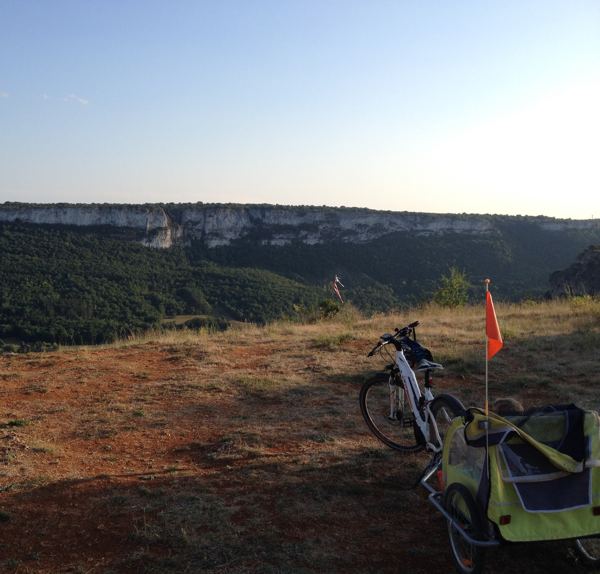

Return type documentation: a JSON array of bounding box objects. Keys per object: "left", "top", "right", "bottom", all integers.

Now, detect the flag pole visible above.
[
  {"left": 484, "top": 278, "right": 491, "bottom": 484},
  {"left": 484, "top": 278, "right": 490, "bottom": 417}
]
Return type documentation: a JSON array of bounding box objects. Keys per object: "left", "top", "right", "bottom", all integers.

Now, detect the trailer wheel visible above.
[
  {"left": 444, "top": 483, "right": 486, "bottom": 574},
  {"left": 574, "top": 537, "right": 600, "bottom": 569}
]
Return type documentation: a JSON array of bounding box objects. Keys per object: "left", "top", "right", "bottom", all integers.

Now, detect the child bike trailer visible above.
[{"left": 424, "top": 404, "right": 600, "bottom": 574}]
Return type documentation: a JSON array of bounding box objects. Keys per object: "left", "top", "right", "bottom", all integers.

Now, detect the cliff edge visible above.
[
  {"left": 1, "top": 202, "right": 599, "bottom": 249},
  {"left": 550, "top": 245, "right": 600, "bottom": 297}
]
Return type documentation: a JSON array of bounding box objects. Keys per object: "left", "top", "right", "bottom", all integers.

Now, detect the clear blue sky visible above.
[{"left": 1, "top": 0, "right": 599, "bottom": 218}]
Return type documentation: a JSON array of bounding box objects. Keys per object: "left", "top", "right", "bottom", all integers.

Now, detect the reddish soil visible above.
[{"left": 0, "top": 334, "right": 590, "bottom": 573}]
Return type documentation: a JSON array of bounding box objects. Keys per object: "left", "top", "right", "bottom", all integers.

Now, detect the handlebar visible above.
[
  {"left": 367, "top": 320, "right": 420, "bottom": 357},
  {"left": 394, "top": 320, "right": 419, "bottom": 336}
]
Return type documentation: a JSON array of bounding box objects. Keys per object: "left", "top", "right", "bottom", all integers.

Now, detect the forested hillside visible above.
[
  {"left": 192, "top": 216, "right": 600, "bottom": 301},
  {"left": 550, "top": 245, "right": 600, "bottom": 296},
  {"left": 1, "top": 204, "right": 600, "bottom": 346},
  {"left": 0, "top": 223, "right": 324, "bottom": 344}
]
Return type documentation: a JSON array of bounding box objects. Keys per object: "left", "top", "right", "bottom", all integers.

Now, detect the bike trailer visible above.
[{"left": 442, "top": 404, "right": 600, "bottom": 543}]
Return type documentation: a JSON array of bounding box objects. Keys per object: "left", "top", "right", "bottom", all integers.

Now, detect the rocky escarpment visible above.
[
  {"left": 0, "top": 203, "right": 184, "bottom": 248},
  {"left": 550, "top": 246, "right": 600, "bottom": 297},
  {"left": 176, "top": 205, "right": 498, "bottom": 247},
  {"left": 1, "top": 202, "right": 600, "bottom": 249}
]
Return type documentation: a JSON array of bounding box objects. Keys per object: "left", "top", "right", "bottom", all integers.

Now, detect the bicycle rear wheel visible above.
[{"left": 359, "top": 373, "right": 425, "bottom": 453}]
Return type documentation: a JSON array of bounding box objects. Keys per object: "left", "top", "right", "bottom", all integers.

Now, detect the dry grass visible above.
[{"left": 0, "top": 298, "right": 598, "bottom": 572}]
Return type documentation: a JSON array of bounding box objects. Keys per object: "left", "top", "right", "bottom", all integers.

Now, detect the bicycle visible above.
[{"left": 359, "top": 320, "right": 465, "bottom": 453}]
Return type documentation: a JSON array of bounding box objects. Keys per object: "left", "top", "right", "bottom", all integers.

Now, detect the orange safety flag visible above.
[{"left": 486, "top": 290, "right": 503, "bottom": 359}]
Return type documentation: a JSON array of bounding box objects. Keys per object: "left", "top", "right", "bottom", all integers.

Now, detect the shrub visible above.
[
  {"left": 433, "top": 267, "right": 470, "bottom": 308},
  {"left": 318, "top": 299, "right": 340, "bottom": 319}
]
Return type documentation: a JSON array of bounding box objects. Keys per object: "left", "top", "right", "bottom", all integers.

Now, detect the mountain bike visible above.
[{"left": 359, "top": 321, "right": 465, "bottom": 453}]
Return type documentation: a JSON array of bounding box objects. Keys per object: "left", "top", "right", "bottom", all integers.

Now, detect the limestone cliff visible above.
[
  {"left": 1, "top": 202, "right": 599, "bottom": 249},
  {"left": 0, "top": 204, "right": 177, "bottom": 247}
]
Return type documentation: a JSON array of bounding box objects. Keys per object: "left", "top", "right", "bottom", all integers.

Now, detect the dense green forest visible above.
[
  {"left": 0, "top": 223, "right": 327, "bottom": 345},
  {"left": 192, "top": 218, "right": 600, "bottom": 302},
  {"left": 1, "top": 214, "right": 599, "bottom": 347}
]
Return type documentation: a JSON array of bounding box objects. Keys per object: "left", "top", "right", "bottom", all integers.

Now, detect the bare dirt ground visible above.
[{"left": 0, "top": 300, "right": 598, "bottom": 573}]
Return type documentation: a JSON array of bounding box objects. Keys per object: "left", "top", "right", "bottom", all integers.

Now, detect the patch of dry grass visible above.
[
  {"left": 0, "top": 298, "right": 598, "bottom": 573},
  {"left": 108, "top": 297, "right": 599, "bottom": 412}
]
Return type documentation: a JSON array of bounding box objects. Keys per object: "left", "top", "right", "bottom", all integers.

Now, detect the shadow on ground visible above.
[{"left": 0, "top": 446, "right": 589, "bottom": 574}]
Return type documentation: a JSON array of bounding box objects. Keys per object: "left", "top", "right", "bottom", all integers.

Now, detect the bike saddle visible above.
[{"left": 414, "top": 358, "right": 444, "bottom": 372}]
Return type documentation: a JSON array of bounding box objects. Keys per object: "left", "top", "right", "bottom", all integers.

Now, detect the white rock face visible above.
[
  {"left": 0, "top": 204, "right": 177, "bottom": 248},
  {"left": 1, "top": 203, "right": 598, "bottom": 249},
  {"left": 538, "top": 220, "right": 600, "bottom": 232},
  {"left": 0, "top": 204, "right": 168, "bottom": 229},
  {"left": 179, "top": 205, "right": 496, "bottom": 247}
]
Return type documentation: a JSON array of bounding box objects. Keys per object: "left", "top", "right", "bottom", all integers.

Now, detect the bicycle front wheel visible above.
[
  {"left": 359, "top": 373, "right": 425, "bottom": 453},
  {"left": 430, "top": 394, "right": 466, "bottom": 448}
]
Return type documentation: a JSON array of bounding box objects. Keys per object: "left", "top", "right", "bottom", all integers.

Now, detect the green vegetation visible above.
[
  {"left": 1, "top": 419, "right": 28, "bottom": 428},
  {"left": 1, "top": 212, "right": 599, "bottom": 347},
  {"left": 550, "top": 245, "right": 600, "bottom": 296},
  {"left": 194, "top": 219, "right": 600, "bottom": 304},
  {"left": 433, "top": 267, "right": 470, "bottom": 307},
  {"left": 0, "top": 223, "right": 323, "bottom": 345}
]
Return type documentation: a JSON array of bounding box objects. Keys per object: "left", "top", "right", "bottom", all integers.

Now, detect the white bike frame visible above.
[{"left": 392, "top": 348, "right": 444, "bottom": 453}]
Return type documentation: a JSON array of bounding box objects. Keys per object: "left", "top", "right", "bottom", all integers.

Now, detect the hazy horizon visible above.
[{"left": 2, "top": 1, "right": 599, "bottom": 219}]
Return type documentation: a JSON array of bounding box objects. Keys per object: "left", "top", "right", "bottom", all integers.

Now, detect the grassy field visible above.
[{"left": 0, "top": 298, "right": 598, "bottom": 573}]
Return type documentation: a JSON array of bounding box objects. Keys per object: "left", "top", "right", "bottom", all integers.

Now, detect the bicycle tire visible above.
[
  {"left": 444, "top": 483, "right": 486, "bottom": 574},
  {"left": 430, "top": 394, "right": 466, "bottom": 448},
  {"left": 359, "top": 373, "right": 425, "bottom": 453}
]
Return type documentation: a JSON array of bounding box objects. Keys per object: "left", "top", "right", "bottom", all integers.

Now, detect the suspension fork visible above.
[{"left": 387, "top": 375, "right": 403, "bottom": 420}]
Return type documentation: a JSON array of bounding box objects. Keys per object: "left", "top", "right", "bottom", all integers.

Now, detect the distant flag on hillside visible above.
[{"left": 332, "top": 275, "right": 345, "bottom": 303}]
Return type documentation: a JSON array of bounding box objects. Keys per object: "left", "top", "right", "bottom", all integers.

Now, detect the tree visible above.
[{"left": 433, "top": 267, "right": 470, "bottom": 307}]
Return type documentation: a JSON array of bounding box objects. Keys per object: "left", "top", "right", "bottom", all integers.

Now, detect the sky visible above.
[{"left": 1, "top": 0, "right": 599, "bottom": 219}]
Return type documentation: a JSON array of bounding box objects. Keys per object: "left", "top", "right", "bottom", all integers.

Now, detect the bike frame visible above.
[{"left": 392, "top": 348, "right": 444, "bottom": 453}]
